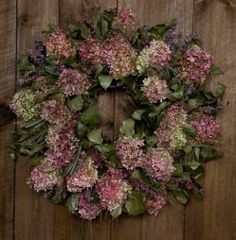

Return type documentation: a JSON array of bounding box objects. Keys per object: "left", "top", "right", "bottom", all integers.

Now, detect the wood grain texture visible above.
[
  {"left": 110, "top": 1, "right": 193, "bottom": 240},
  {"left": 14, "top": 1, "right": 59, "bottom": 240},
  {"left": 185, "top": 1, "right": 236, "bottom": 239},
  {"left": 0, "top": 1, "right": 16, "bottom": 239}
]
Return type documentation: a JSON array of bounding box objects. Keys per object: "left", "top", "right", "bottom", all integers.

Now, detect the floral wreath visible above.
[{"left": 10, "top": 7, "right": 226, "bottom": 220}]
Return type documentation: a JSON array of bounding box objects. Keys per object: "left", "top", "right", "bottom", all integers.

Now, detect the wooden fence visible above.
[{"left": 0, "top": 0, "right": 236, "bottom": 239}]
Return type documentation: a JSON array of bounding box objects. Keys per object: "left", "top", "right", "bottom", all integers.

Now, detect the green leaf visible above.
[
  {"left": 79, "top": 23, "right": 91, "bottom": 39},
  {"left": 120, "top": 119, "right": 135, "bottom": 137},
  {"left": 43, "top": 65, "right": 59, "bottom": 78},
  {"left": 95, "top": 64, "right": 105, "bottom": 78},
  {"left": 194, "top": 147, "right": 200, "bottom": 161},
  {"left": 124, "top": 191, "right": 146, "bottom": 216},
  {"left": 182, "top": 126, "right": 197, "bottom": 138},
  {"left": 95, "top": 143, "right": 114, "bottom": 154},
  {"left": 81, "top": 106, "right": 100, "bottom": 126},
  {"left": 94, "top": 7, "right": 101, "bottom": 26},
  {"left": 98, "top": 75, "right": 113, "bottom": 90},
  {"left": 200, "top": 145, "right": 222, "bottom": 161},
  {"left": 67, "top": 194, "right": 80, "bottom": 214},
  {"left": 173, "top": 163, "right": 183, "bottom": 177},
  {"left": 216, "top": 83, "right": 226, "bottom": 97},
  {"left": 76, "top": 122, "right": 88, "bottom": 137},
  {"left": 168, "top": 87, "right": 184, "bottom": 101},
  {"left": 24, "top": 117, "right": 45, "bottom": 129},
  {"left": 88, "top": 129, "right": 103, "bottom": 145},
  {"left": 173, "top": 190, "right": 188, "bottom": 204},
  {"left": 187, "top": 161, "right": 200, "bottom": 170},
  {"left": 210, "top": 64, "right": 223, "bottom": 76},
  {"left": 100, "top": 19, "right": 108, "bottom": 36},
  {"left": 49, "top": 93, "right": 66, "bottom": 103},
  {"left": 122, "top": 76, "right": 136, "bottom": 90},
  {"left": 67, "top": 95, "right": 84, "bottom": 112},
  {"left": 111, "top": 206, "right": 122, "bottom": 218},
  {"left": 187, "top": 96, "right": 205, "bottom": 110},
  {"left": 149, "top": 101, "right": 169, "bottom": 117},
  {"left": 145, "top": 135, "right": 157, "bottom": 147},
  {"left": 132, "top": 109, "right": 145, "bottom": 120}
]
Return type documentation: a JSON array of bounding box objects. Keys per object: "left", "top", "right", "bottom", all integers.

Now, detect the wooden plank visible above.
[
  {"left": 14, "top": 1, "right": 59, "bottom": 240},
  {"left": 56, "top": 1, "right": 117, "bottom": 240},
  {"left": 185, "top": 1, "right": 236, "bottom": 239},
  {"left": 0, "top": 1, "right": 16, "bottom": 239},
  {"left": 111, "top": 1, "right": 193, "bottom": 240}
]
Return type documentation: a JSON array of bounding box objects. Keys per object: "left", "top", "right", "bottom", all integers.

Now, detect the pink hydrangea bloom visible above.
[
  {"left": 58, "top": 68, "right": 91, "bottom": 96},
  {"left": 102, "top": 33, "right": 137, "bottom": 79},
  {"left": 78, "top": 37, "right": 103, "bottom": 65},
  {"left": 66, "top": 154, "right": 98, "bottom": 193},
  {"left": 136, "top": 40, "right": 172, "bottom": 73},
  {"left": 46, "top": 120, "right": 78, "bottom": 168},
  {"left": 41, "top": 100, "right": 71, "bottom": 125},
  {"left": 143, "top": 148, "right": 175, "bottom": 182},
  {"left": 96, "top": 168, "right": 132, "bottom": 211},
  {"left": 183, "top": 46, "right": 213, "bottom": 84},
  {"left": 142, "top": 76, "right": 169, "bottom": 103},
  {"left": 191, "top": 116, "right": 221, "bottom": 141},
  {"left": 145, "top": 195, "right": 166, "bottom": 216},
  {"left": 78, "top": 191, "right": 103, "bottom": 220},
  {"left": 28, "top": 159, "right": 62, "bottom": 192},
  {"left": 116, "top": 136, "right": 144, "bottom": 170},
  {"left": 112, "top": 8, "right": 138, "bottom": 40},
  {"left": 45, "top": 29, "right": 76, "bottom": 59}
]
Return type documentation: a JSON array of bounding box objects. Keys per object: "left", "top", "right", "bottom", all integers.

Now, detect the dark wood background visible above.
[{"left": 0, "top": 0, "right": 236, "bottom": 239}]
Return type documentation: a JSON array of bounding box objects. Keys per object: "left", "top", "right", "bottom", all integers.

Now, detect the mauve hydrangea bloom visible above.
[
  {"left": 157, "top": 103, "right": 188, "bottom": 150},
  {"left": 78, "top": 37, "right": 103, "bottom": 65},
  {"left": 10, "top": 89, "right": 40, "bottom": 122},
  {"left": 46, "top": 120, "right": 78, "bottom": 168},
  {"left": 143, "top": 148, "right": 175, "bottom": 182},
  {"left": 142, "top": 76, "right": 169, "bottom": 103},
  {"left": 45, "top": 29, "right": 76, "bottom": 59},
  {"left": 112, "top": 8, "right": 138, "bottom": 40},
  {"left": 78, "top": 191, "right": 103, "bottom": 220},
  {"left": 145, "top": 195, "right": 166, "bottom": 216},
  {"left": 116, "top": 136, "right": 144, "bottom": 170},
  {"left": 102, "top": 33, "right": 137, "bottom": 79},
  {"left": 96, "top": 168, "right": 132, "bottom": 211},
  {"left": 182, "top": 46, "right": 213, "bottom": 84},
  {"left": 41, "top": 100, "right": 71, "bottom": 125},
  {"left": 136, "top": 40, "right": 172, "bottom": 73},
  {"left": 58, "top": 68, "right": 91, "bottom": 96},
  {"left": 28, "top": 159, "right": 63, "bottom": 192},
  {"left": 66, "top": 155, "right": 98, "bottom": 193},
  {"left": 191, "top": 116, "right": 221, "bottom": 141}
]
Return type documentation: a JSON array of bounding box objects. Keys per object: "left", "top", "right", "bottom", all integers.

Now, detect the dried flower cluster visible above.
[
  {"left": 142, "top": 76, "right": 169, "bottom": 103},
  {"left": 45, "top": 29, "right": 76, "bottom": 59},
  {"left": 116, "top": 136, "right": 144, "bottom": 170},
  {"left": 136, "top": 40, "right": 172, "bottom": 73},
  {"left": 102, "top": 33, "right": 137, "bottom": 79},
  {"left": 182, "top": 46, "right": 213, "bottom": 84},
  {"left": 58, "top": 68, "right": 90, "bottom": 96}
]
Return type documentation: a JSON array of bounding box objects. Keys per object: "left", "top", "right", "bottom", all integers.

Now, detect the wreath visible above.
[{"left": 10, "top": 7, "right": 226, "bottom": 220}]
